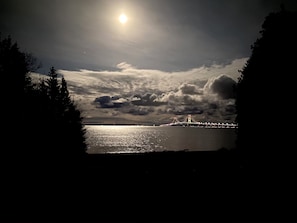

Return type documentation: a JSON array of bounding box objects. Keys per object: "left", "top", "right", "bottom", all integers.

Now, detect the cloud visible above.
[
  {"left": 116, "top": 62, "right": 136, "bottom": 70},
  {"left": 204, "top": 74, "right": 237, "bottom": 99},
  {"left": 94, "top": 95, "right": 128, "bottom": 108},
  {"left": 57, "top": 58, "right": 247, "bottom": 124},
  {"left": 179, "top": 83, "right": 203, "bottom": 95}
]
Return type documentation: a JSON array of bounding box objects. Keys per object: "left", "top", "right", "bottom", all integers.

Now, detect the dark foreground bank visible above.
[
  {"left": 84, "top": 149, "right": 241, "bottom": 177},
  {"left": 1, "top": 150, "right": 296, "bottom": 222}
]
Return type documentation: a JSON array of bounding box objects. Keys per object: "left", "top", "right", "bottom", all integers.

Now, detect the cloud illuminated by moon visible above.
[{"left": 119, "top": 13, "right": 128, "bottom": 24}]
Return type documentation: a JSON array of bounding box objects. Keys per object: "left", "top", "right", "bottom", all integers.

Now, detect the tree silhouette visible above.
[
  {"left": 1, "top": 35, "right": 29, "bottom": 96},
  {"left": 1, "top": 34, "right": 39, "bottom": 157},
  {"left": 34, "top": 67, "right": 87, "bottom": 159},
  {"left": 235, "top": 6, "right": 297, "bottom": 170},
  {"left": 0, "top": 35, "right": 87, "bottom": 163}
]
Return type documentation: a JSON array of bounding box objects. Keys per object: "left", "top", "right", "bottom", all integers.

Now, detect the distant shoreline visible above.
[
  {"left": 83, "top": 123, "right": 238, "bottom": 129},
  {"left": 83, "top": 123, "right": 154, "bottom": 126}
]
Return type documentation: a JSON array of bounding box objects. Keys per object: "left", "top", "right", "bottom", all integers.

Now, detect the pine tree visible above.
[
  {"left": 1, "top": 35, "right": 87, "bottom": 161},
  {"left": 0, "top": 35, "right": 39, "bottom": 157},
  {"left": 57, "top": 75, "right": 87, "bottom": 156},
  {"left": 39, "top": 66, "right": 87, "bottom": 157},
  {"left": 235, "top": 7, "right": 297, "bottom": 169}
]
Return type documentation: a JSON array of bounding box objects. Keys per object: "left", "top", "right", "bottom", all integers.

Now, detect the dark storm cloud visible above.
[
  {"left": 208, "top": 74, "right": 237, "bottom": 99},
  {"left": 28, "top": 61, "right": 246, "bottom": 124},
  {"left": 179, "top": 83, "right": 203, "bottom": 95},
  {"left": 58, "top": 59, "right": 246, "bottom": 123},
  {"left": 224, "top": 104, "right": 237, "bottom": 115},
  {"left": 94, "top": 95, "right": 128, "bottom": 108},
  {"left": 93, "top": 94, "right": 159, "bottom": 116}
]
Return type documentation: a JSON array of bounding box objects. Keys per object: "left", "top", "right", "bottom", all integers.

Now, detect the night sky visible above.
[{"left": 1, "top": 0, "right": 297, "bottom": 124}]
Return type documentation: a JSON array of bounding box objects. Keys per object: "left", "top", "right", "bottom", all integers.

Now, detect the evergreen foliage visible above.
[
  {"left": 35, "top": 67, "right": 87, "bottom": 158},
  {"left": 0, "top": 34, "right": 87, "bottom": 161},
  {"left": 235, "top": 7, "right": 297, "bottom": 168}
]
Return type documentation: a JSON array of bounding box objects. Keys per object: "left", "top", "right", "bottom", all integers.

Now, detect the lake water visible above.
[{"left": 85, "top": 125, "right": 237, "bottom": 154}]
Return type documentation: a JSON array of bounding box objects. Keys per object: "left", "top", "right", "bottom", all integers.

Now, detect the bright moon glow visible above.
[{"left": 119, "top": 13, "right": 128, "bottom": 24}]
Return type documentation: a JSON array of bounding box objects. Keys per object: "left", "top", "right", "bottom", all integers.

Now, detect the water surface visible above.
[{"left": 86, "top": 125, "right": 237, "bottom": 154}]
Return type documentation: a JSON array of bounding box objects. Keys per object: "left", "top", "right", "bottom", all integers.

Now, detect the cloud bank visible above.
[{"left": 58, "top": 58, "right": 247, "bottom": 124}]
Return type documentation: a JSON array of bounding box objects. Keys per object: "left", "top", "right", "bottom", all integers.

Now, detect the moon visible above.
[{"left": 119, "top": 13, "right": 128, "bottom": 24}]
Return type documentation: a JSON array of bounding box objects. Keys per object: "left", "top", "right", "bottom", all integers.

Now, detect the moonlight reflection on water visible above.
[{"left": 85, "top": 125, "right": 237, "bottom": 154}]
